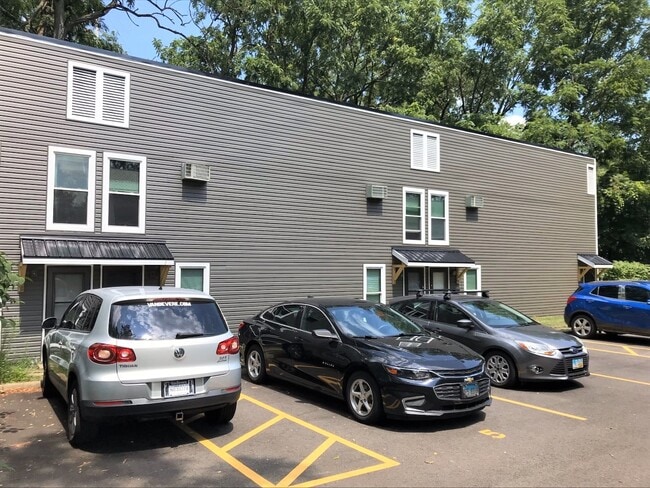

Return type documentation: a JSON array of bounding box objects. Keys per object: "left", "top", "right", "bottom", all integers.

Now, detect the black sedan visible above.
[{"left": 238, "top": 297, "right": 491, "bottom": 424}]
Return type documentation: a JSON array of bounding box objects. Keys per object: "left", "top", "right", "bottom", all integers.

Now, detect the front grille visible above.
[
  {"left": 431, "top": 365, "right": 484, "bottom": 378},
  {"left": 434, "top": 378, "right": 490, "bottom": 400},
  {"left": 550, "top": 355, "right": 589, "bottom": 377},
  {"left": 559, "top": 345, "right": 585, "bottom": 355}
]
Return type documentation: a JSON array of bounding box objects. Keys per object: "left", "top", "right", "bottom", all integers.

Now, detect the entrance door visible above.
[
  {"left": 46, "top": 266, "right": 91, "bottom": 319},
  {"left": 430, "top": 270, "right": 448, "bottom": 292}
]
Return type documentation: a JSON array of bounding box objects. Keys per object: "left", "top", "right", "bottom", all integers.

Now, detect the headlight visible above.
[
  {"left": 383, "top": 365, "right": 435, "bottom": 380},
  {"left": 516, "top": 341, "right": 562, "bottom": 359}
]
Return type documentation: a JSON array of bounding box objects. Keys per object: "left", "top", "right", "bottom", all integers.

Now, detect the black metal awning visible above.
[
  {"left": 20, "top": 236, "right": 174, "bottom": 265},
  {"left": 392, "top": 247, "right": 475, "bottom": 267},
  {"left": 577, "top": 253, "right": 613, "bottom": 269}
]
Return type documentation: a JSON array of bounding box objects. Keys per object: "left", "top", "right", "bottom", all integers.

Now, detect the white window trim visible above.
[
  {"left": 175, "top": 263, "right": 210, "bottom": 294},
  {"left": 46, "top": 146, "right": 96, "bottom": 232},
  {"left": 363, "top": 264, "right": 386, "bottom": 304},
  {"left": 428, "top": 189, "right": 449, "bottom": 245},
  {"left": 464, "top": 266, "right": 481, "bottom": 295},
  {"left": 67, "top": 61, "right": 130, "bottom": 128},
  {"left": 410, "top": 129, "right": 441, "bottom": 172},
  {"left": 101, "top": 152, "right": 146, "bottom": 234},
  {"left": 403, "top": 187, "right": 425, "bottom": 244},
  {"left": 587, "top": 164, "right": 596, "bottom": 196}
]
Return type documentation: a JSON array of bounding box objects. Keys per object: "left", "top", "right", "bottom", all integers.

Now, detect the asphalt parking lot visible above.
[{"left": 1, "top": 334, "right": 649, "bottom": 488}]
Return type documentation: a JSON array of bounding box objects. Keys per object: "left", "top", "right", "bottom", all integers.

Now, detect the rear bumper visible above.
[{"left": 81, "top": 388, "right": 240, "bottom": 420}]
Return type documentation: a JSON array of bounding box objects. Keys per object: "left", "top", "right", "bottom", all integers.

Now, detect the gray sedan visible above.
[{"left": 390, "top": 292, "right": 589, "bottom": 388}]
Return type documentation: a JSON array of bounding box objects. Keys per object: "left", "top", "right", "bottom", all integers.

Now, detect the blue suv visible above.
[{"left": 564, "top": 281, "right": 650, "bottom": 339}]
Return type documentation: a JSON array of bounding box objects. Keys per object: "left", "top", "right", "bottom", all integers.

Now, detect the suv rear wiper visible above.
[{"left": 175, "top": 332, "right": 205, "bottom": 339}]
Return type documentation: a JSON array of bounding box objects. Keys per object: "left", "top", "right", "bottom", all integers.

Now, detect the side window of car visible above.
[
  {"left": 83, "top": 295, "right": 102, "bottom": 332},
  {"left": 266, "top": 304, "right": 302, "bottom": 328},
  {"left": 397, "top": 300, "right": 432, "bottom": 319},
  {"left": 594, "top": 285, "right": 620, "bottom": 299},
  {"left": 301, "top": 306, "right": 334, "bottom": 334},
  {"left": 624, "top": 286, "right": 650, "bottom": 303},
  {"left": 436, "top": 302, "right": 469, "bottom": 326},
  {"left": 60, "top": 299, "right": 83, "bottom": 329}
]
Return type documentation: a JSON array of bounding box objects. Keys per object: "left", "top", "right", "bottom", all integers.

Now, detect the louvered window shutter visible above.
[
  {"left": 71, "top": 67, "right": 97, "bottom": 119},
  {"left": 411, "top": 132, "right": 424, "bottom": 169},
  {"left": 426, "top": 134, "right": 439, "bottom": 171},
  {"left": 102, "top": 74, "right": 126, "bottom": 124}
]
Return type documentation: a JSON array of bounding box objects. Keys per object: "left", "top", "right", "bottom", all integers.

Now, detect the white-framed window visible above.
[
  {"left": 464, "top": 267, "right": 481, "bottom": 295},
  {"left": 67, "top": 61, "right": 130, "bottom": 128},
  {"left": 587, "top": 164, "right": 596, "bottom": 195},
  {"left": 403, "top": 187, "right": 425, "bottom": 244},
  {"left": 175, "top": 263, "right": 210, "bottom": 293},
  {"left": 428, "top": 190, "right": 449, "bottom": 245},
  {"left": 411, "top": 129, "right": 440, "bottom": 172},
  {"left": 101, "top": 152, "right": 146, "bottom": 233},
  {"left": 46, "top": 146, "right": 96, "bottom": 231},
  {"left": 363, "top": 264, "right": 386, "bottom": 304}
]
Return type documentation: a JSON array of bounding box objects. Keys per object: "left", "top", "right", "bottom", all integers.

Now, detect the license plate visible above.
[
  {"left": 462, "top": 382, "right": 479, "bottom": 398},
  {"left": 163, "top": 379, "right": 195, "bottom": 398},
  {"left": 572, "top": 358, "right": 584, "bottom": 369}
]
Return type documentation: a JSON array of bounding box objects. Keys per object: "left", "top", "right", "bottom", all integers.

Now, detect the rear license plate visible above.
[
  {"left": 163, "top": 379, "right": 195, "bottom": 398},
  {"left": 572, "top": 358, "right": 584, "bottom": 369},
  {"left": 462, "top": 382, "right": 479, "bottom": 398}
]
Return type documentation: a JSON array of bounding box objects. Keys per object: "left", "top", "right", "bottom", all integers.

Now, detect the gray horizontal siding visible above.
[{"left": 1, "top": 31, "right": 598, "bottom": 357}]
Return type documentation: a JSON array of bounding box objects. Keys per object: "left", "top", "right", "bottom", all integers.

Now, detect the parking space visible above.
[{"left": 1, "top": 335, "right": 649, "bottom": 487}]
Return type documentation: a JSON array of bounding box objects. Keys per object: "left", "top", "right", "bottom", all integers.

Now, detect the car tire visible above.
[
  {"left": 485, "top": 351, "right": 518, "bottom": 388},
  {"left": 204, "top": 403, "right": 237, "bottom": 424},
  {"left": 41, "top": 354, "right": 55, "bottom": 399},
  {"left": 246, "top": 345, "right": 267, "bottom": 384},
  {"left": 345, "top": 371, "right": 384, "bottom": 424},
  {"left": 570, "top": 315, "right": 598, "bottom": 339},
  {"left": 66, "top": 381, "right": 97, "bottom": 447}
]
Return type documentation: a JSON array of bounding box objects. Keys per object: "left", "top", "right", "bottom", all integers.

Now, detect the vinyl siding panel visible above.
[{"left": 0, "top": 30, "right": 598, "bottom": 358}]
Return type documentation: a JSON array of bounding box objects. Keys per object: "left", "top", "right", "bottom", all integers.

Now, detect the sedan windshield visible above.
[
  {"left": 462, "top": 300, "right": 535, "bottom": 328},
  {"left": 327, "top": 304, "right": 424, "bottom": 338}
]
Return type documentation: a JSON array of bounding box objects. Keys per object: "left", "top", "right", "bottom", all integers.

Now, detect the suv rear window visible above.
[{"left": 109, "top": 299, "right": 228, "bottom": 340}]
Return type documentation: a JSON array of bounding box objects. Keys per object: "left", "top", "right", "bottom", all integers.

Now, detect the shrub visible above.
[{"left": 602, "top": 260, "right": 650, "bottom": 281}]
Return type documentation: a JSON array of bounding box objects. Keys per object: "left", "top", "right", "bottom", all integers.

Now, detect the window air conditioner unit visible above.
[
  {"left": 182, "top": 163, "right": 211, "bottom": 182},
  {"left": 465, "top": 194, "right": 485, "bottom": 208},
  {"left": 366, "top": 184, "right": 388, "bottom": 200}
]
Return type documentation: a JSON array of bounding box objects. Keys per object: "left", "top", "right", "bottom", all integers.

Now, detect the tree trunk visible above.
[{"left": 53, "top": 0, "right": 66, "bottom": 39}]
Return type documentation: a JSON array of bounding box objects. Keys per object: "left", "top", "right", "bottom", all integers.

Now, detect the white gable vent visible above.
[
  {"left": 465, "top": 194, "right": 485, "bottom": 208},
  {"left": 366, "top": 184, "right": 388, "bottom": 200},
  {"left": 182, "top": 163, "right": 211, "bottom": 182}
]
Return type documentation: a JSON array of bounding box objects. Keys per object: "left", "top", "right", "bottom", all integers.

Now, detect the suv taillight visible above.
[
  {"left": 88, "top": 343, "right": 136, "bottom": 364},
  {"left": 566, "top": 295, "right": 578, "bottom": 305},
  {"left": 217, "top": 337, "right": 240, "bottom": 355}
]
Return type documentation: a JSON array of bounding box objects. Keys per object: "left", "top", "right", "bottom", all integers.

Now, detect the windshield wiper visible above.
[{"left": 175, "top": 332, "right": 205, "bottom": 339}]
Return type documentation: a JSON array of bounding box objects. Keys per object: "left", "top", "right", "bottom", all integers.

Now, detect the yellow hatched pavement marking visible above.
[
  {"left": 587, "top": 346, "right": 650, "bottom": 358},
  {"left": 492, "top": 395, "right": 587, "bottom": 421},
  {"left": 591, "top": 373, "right": 650, "bottom": 386},
  {"left": 622, "top": 346, "right": 639, "bottom": 356},
  {"left": 179, "top": 393, "right": 399, "bottom": 487}
]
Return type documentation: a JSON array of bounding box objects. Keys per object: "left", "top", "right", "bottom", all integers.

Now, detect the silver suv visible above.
[{"left": 41, "top": 286, "right": 241, "bottom": 447}]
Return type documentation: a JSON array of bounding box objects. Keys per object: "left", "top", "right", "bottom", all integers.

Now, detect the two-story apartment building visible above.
[{"left": 0, "top": 29, "right": 611, "bottom": 359}]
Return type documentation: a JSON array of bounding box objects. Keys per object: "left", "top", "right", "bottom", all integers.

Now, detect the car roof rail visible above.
[{"left": 414, "top": 288, "right": 490, "bottom": 299}]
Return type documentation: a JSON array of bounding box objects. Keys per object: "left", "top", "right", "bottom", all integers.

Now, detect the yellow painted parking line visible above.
[
  {"left": 179, "top": 393, "right": 399, "bottom": 487},
  {"left": 587, "top": 347, "right": 650, "bottom": 358},
  {"left": 492, "top": 395, "right": 587, "bottom": 421},
  {"left": 177, "top": 422, "right": 274, "bottom": 487},
  {"left": 591, "top": 373, "right": 650, "bottom": 386}
]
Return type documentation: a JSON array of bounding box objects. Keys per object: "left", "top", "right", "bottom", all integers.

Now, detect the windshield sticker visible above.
[{"left": 147, "top": 301, "right": 191, "bottom": 307}]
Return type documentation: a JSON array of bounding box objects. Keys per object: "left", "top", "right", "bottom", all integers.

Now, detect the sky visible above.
[{"left": 104, "top": 2, "right": 196, "bottom": 61}]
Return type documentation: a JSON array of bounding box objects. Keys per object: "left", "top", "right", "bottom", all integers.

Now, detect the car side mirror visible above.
[
  {"left": 42, "top": 317, "right": 58, "bottom": 330},
  {"left": 313, "top": 329, "right": 338, "bottom": 340},
  {"left": 457, "top": 319, "right": 474, "bottom": 329}
]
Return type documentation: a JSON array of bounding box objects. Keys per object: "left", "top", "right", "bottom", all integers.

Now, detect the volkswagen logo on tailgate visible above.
[{"left": 173, "top": 347, "right": 185, "bottom": 359}]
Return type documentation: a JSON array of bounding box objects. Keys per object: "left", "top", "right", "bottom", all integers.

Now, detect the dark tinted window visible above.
[
  {"left": 109, "top": 298, "right": 227, "bottom": 340},
  {"left": 395, "top": 300, "right": 432, "bottom": 319},
  {"left": 594, "top": 285, "right": 620, "bottom": 299},
  {"left": 261, "top": 304, "right": 302, "bottom": 327},
  {"left": 436, "top": 302, "right": 470, "bottom": 325},
  {"left": 301, "top": 306, "right": 334, "bottom": 333},
  {"left": 625, "top": 286, "right": 650, "bottom": 302},
  {"left": 328, "top": 303, "right": 423, "bottom": 337}
]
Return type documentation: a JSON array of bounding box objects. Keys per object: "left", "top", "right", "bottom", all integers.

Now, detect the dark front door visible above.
[{"left": 46, "top": 266, "right": 91, "bottom": 320}]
